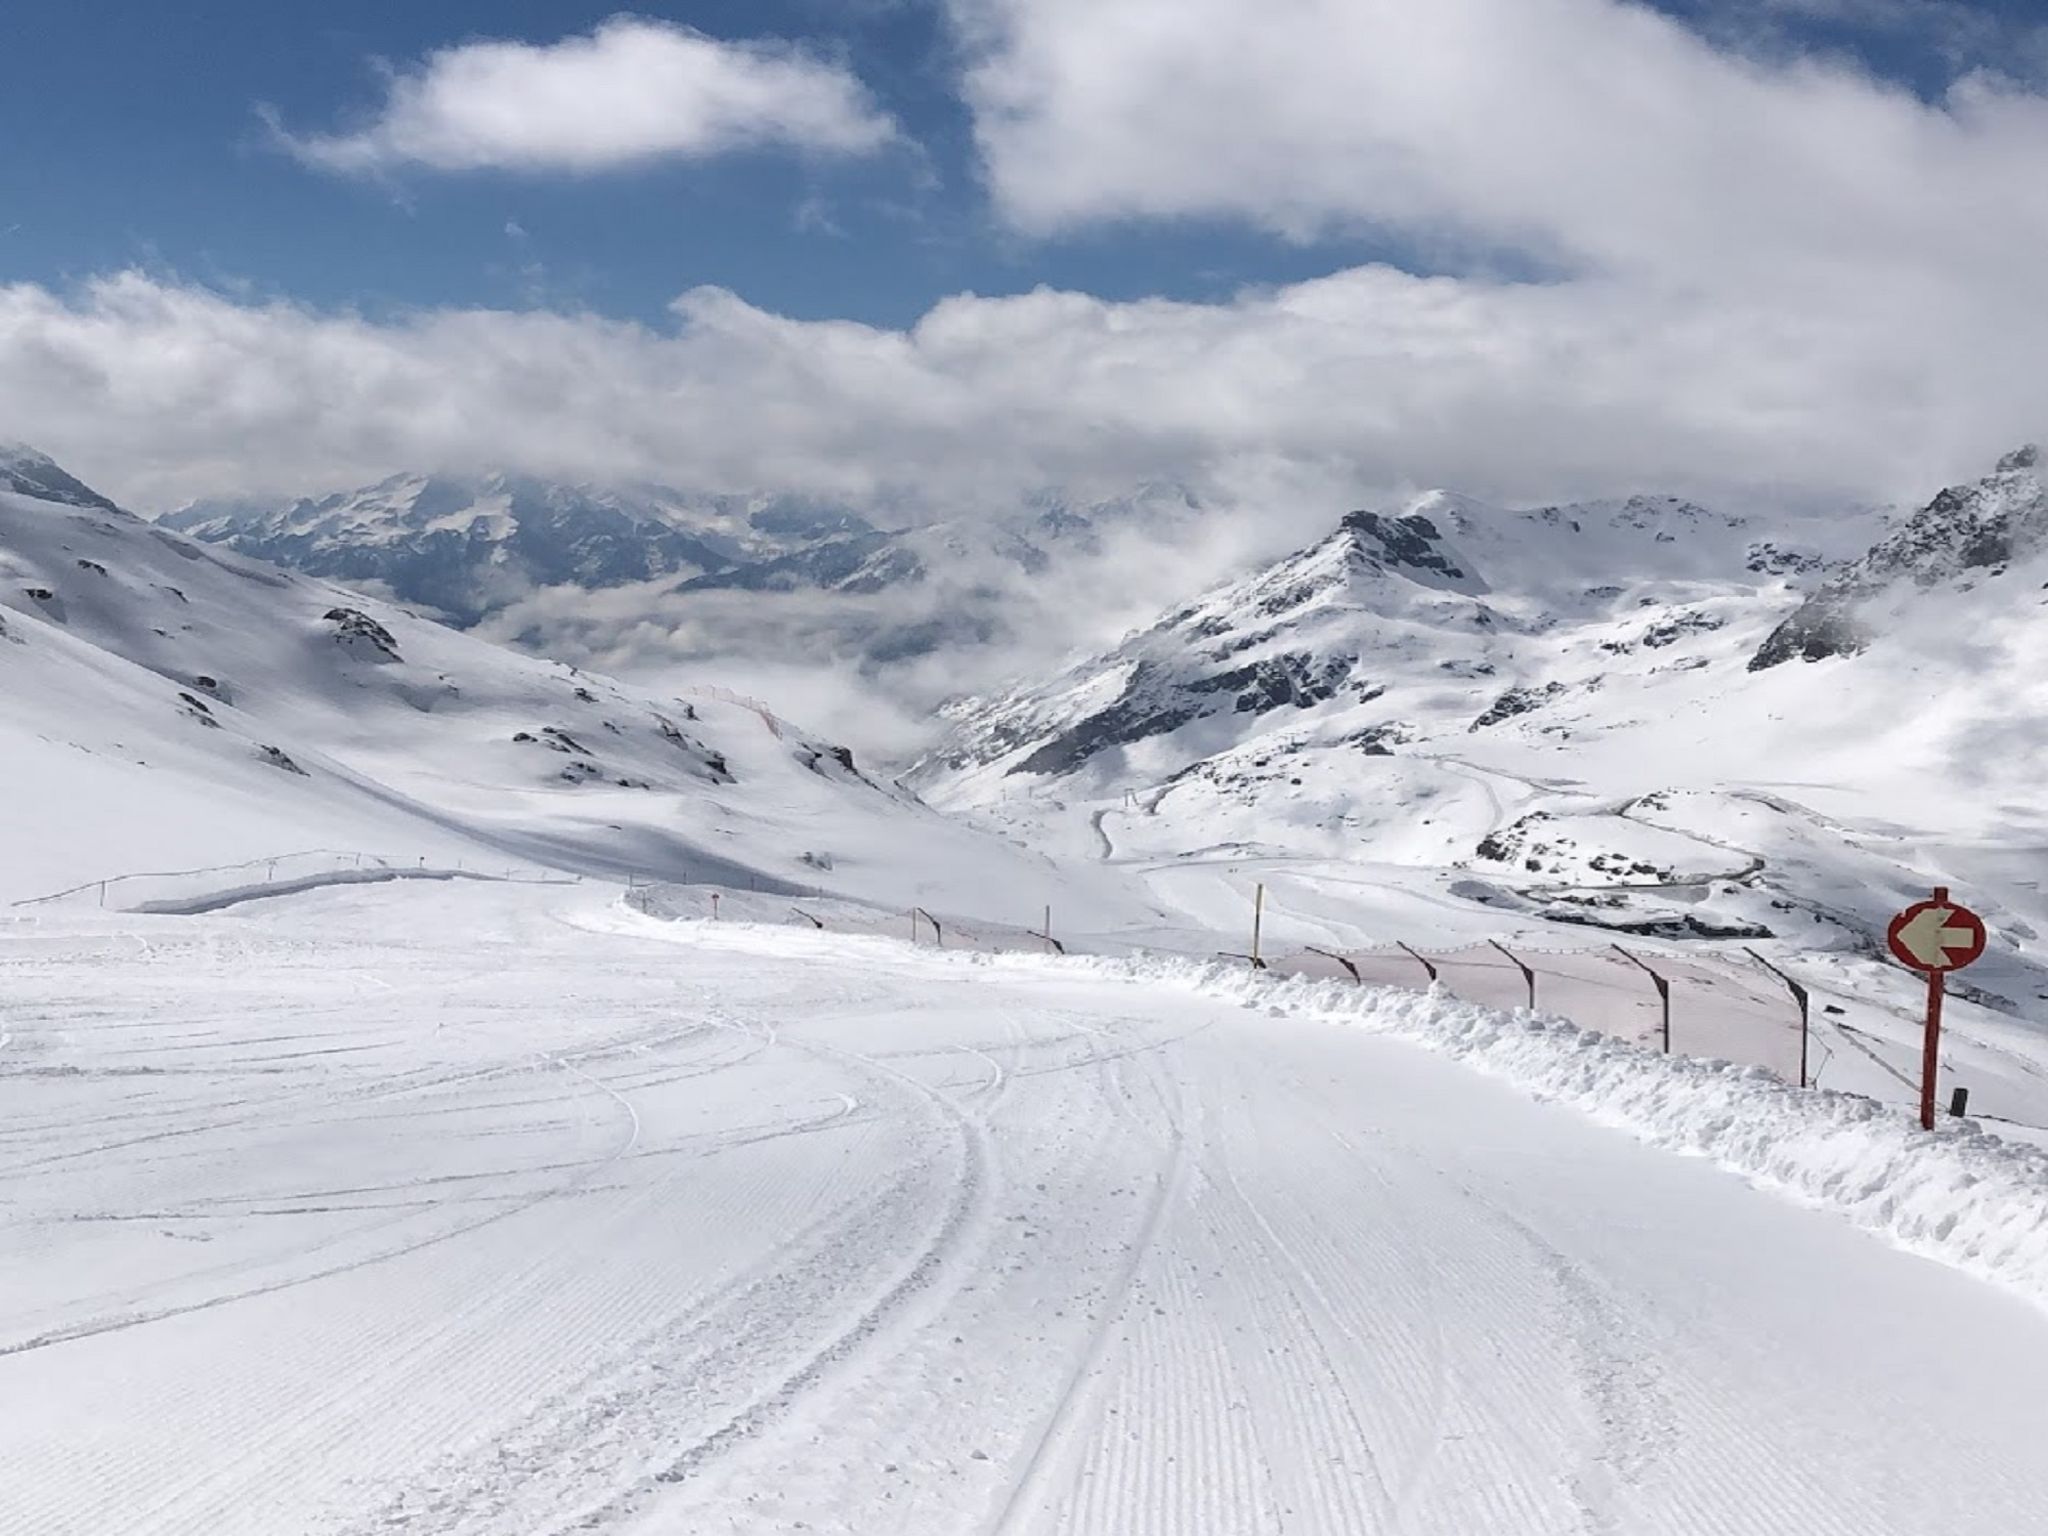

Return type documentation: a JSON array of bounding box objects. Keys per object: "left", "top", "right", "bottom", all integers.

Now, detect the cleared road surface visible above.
[{"left": 3, "top": 882, "right": 2046, "bottom": 1534}]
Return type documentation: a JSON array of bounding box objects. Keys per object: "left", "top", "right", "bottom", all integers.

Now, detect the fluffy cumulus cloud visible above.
[
  {"left": 6, "top": 0, "right": 2048, "bottom": 515},
  {"left": 273, "top": 16, "right": 897, "bottom": 174},
  {"left": 952, "top": 0, "right": 2048, "bottom": 282},
  {"left": 0, "top": 261, "right": 2037, "bottom": 515},
  {"left": 945, "top": 0, "right": 2048, "bottom": 450}
]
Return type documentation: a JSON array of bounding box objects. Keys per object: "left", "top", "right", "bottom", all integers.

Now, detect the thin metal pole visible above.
[
  {"left": 1252, "top": 884, "right": 1265, "bottom": 968},
  {"left": 1489, "top": 940, "right": 1536, "bottom": 1011},
  {"left": 1744, "top": 947, "right": 1811, "bottom": 1089},
  {"left": 1612, "top": 945, "right": 1672, "bottom": 1054},
  {"left": 1304, "top": 945, "right": 1362, "bottom": 984},
  {"left": 1395, "top": 941, "right": 1437, "bottom": 985},
  {"left": 1921, "top": 970, "right": 1945, "bottom": 1132}
]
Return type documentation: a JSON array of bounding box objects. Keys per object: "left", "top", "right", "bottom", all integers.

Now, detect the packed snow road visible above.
[{"left": 4, "top": 883, "right": 2048, "bottom": 1535}]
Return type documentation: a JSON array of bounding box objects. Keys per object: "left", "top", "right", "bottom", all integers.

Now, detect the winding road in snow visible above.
[{"left": 3, "top": 881, "right": 2047, "bottom": 1534}]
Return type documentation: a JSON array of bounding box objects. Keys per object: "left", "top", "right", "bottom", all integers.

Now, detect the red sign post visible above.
[{"left": 1885, "top": 887, "right": 1988, "bottom": 1130}]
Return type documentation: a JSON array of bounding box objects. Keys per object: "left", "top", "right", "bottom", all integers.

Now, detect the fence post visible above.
[
  {"left": 1395, "top": 941, "right": 1438, "bottom": 986},
  {"left": 1489, "top": 940, "right": 1537, "bottom": 1011},
  {"left": 710, "top": 892, "right": 720, "bottom": 921},
  {"left": 1304, "top": 945, "right": 1362, "bottom": 984},
  {"left": 1744, "top": 947, "right": 1811, "bottom": 1089},
  {"left": 1612, "top": 944, "right": 1672, "bottom": 1053},
  {"left": 1252, "top": 883, "right": 1266, "bottom": 968},
  {"left": 1950, "top": 1086, "right": 1971, "bottom": 1118}
]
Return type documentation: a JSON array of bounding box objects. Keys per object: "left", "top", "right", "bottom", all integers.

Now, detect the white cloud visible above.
[
  {"left": 951, "top": 0, "right": 2048, "bottom": 282},
  {"left": 0, "top": 264, "right": 2034, "bottom": 521},
  {"left": 274, "top": 16, "right": 897, "bottom": 175}
]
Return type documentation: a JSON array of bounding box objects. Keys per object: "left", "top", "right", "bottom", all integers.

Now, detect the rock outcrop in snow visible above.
[{"left": 1750, "top": 448, "right": 2047, "bottom": 670}]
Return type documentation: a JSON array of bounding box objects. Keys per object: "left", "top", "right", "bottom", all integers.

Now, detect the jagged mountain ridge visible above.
[
  {"left": 1751, "top": 445, "right": 2046, "bottom": 670},
  {"left": 927, "top": 489, "right": 1817, "bottom": 782}
]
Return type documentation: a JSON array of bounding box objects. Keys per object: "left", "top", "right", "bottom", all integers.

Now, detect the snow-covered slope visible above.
[
  {"left": 0, "top": 449, "right": 1149, "bottom": 926},
  {"left": 917, "top": 463, "right": 2048, "bottom": 1011}
]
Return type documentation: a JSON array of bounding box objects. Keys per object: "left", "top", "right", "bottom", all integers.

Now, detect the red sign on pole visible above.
[
  {"left": 1886, "top": 888, "right": 1987, "bottom": 1130},
  {"left": 1886, "top": 894, "right": 1987, "bottom": 973}
]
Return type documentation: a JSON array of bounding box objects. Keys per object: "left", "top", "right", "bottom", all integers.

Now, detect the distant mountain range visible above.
[{"left": 156, "top": 473, "right": 1205, "bottom": 669}]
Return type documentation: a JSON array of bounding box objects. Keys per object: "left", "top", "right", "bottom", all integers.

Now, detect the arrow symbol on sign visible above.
[{"left": 1896, "top": 905, "right": 1976, "bottom": 969}]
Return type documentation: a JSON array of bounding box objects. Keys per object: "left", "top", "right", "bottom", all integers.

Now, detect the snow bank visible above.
[
  {"left": 626, "top": 902, "right": 2048, "bottom": 1311},
  {"left": 1039, "top": 951, "right": 2048, "bottom": 1311}
]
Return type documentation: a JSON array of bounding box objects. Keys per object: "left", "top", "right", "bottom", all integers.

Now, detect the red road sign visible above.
[
  {"left": 1887, "top": 888, "right": 1989, "bottom": 1131},
  {"left": 1886, "top": 893, "right": 1987, "bottom": 974}
]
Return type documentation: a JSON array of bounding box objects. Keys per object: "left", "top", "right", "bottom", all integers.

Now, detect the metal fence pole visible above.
[
  {"left": 1304, "top": 945, "right": 1362, "bottom": 984},
  {"left": 1744, "top": 947, "right": 1811, "bottom": 1089},
  {"left": 1612, "top": 944, "right": 1672, "bottom": 1054},
  {"left": 1395, "top": 941, "right": 1438, "bottom": 986},
  {"left": 1489, "top": 940, "right": 1537, "bottom": 1011}
]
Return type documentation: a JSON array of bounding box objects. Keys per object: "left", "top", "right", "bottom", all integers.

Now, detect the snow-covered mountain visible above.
[
  {"left": 0, "top": 446, "right": 1146, "bottom": 925},
  {"left": 158, "top": 473, "right": 1204, "bottom": 672},
  {"left": 1751, "top": 445, "right": 2046, "bottom": 670},
  {"left": 157, "top": 473, "right": 860, "bottom": 626},
  {"left": 916, "top": 462, "right": 2048, "bottom": 1008}
]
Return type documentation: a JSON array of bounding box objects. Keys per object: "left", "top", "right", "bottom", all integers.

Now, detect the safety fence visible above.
[
  {"left": 12, "top": 850, "right": 578, "bottom": 914},
  {"left": 677, "top": 684, "right": 787, "bottom": 740},
  {"left": 631, "top": 885, "right": 1821, "bottom": 1090}
]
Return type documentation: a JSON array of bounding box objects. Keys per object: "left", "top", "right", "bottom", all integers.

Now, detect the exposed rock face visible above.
[
  {"left": 1472, "top": 682, "right": 1567, "bottom": 731},
  {"left": 1750, "top": 448, "right": 2047, "bottom": 671},
  {"left": 1006, "top": 650, "right": 1359, "bottom": 778},
  {"left": 323, "top": 607, "right": 403, "bottom": 662}
]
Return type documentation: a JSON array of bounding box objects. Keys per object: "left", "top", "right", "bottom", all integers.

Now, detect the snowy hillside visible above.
[
  {"left": 917, "top": 462, "right": 2048, "bottom": 1012},
  {"left": 0, "top": 447, "right": 1148, "bottom": 926}
]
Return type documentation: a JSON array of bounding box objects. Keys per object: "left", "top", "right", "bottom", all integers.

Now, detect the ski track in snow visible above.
[{"left": 6, "top": 881, "right": 2048, "bottom": 1535}]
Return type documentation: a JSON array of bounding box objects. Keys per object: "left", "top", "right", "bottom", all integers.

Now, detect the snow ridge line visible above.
[{"left": 1046, "top": 953, "right": 2048, "bottom": 1315}]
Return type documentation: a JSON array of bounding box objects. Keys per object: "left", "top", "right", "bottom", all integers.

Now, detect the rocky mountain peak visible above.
[
  {"left": 0, "top": 443, "right": 123, "bottom": 515},
  {"left": 1749, "top": 449, "right": 2048, "bottom": 671}
]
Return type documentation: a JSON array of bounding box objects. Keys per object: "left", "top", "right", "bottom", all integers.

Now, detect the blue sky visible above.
[
  {"left": 2, "top": 0, "right": 2046, "bottom": 512},
  {"left": 4, "top": 0, "right": 2037, "bottom": 330},
  {"left": 0, "top": 0, "right": 1412, "bottom": 327}
]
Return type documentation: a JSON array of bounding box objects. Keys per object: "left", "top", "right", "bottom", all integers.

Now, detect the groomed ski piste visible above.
[{"left": 7, "top": 877, "right": 2048, "bottom": 1536}]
